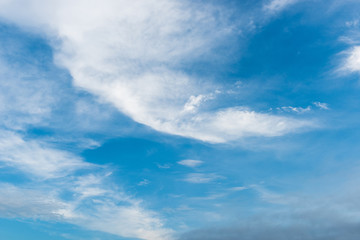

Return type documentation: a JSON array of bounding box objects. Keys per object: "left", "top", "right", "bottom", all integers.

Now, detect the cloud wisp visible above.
[
  {"left": 0, "top": 175, "right": 174, "bottom": 240},
  {"left": 183, "top": 173, "right": 222, "bottom": 184},
  {"left": 0, "top": 131, "right": 89, "bottom": 179},
  {"left": 263, "top": 0, "right": 298, "bottom": 14},
  {"left": 0, "top": 129, "right": 173, "bottom": 239},
  {"left": 178, "top": 159, "right": 204, "bottom": 168}
]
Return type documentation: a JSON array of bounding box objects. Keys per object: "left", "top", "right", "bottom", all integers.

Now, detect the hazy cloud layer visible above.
[{"left": 180, "top": 185, "right": 360, "bottom": 240}]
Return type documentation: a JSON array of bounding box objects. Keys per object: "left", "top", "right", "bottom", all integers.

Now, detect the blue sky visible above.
[{"left": 0, "top": 0, "right": 360, "bottom": 239}]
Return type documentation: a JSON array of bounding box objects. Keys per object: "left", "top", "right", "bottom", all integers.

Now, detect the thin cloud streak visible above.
[
  {"left": 183, "top": 173, "right": 222, "bottom": 184},
  {"left": 178, "top": 159, "right": 204, "bottom": 168}
]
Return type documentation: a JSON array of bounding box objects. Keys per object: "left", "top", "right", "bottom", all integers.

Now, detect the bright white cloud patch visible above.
[
  {"left": 0, "top": 0, "right": 313, "bottom": 143},
  {"left": 343, "top": 46, "right": 360, "bottom": 73}
]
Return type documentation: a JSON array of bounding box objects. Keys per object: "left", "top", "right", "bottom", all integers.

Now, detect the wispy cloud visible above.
[
  {"left": 0, "top": 131, "right": 89, "bottom": 179},
  {"left": 277, "top": 106, "right": 312, "bottom": 114},
  {"left": 178, "top": 159, "right": 204, "bottom": 168},
  {"left": 0, "top": 26, "right": 173, "bottom": 239},
  {"left": 138, "top": 179, "right": 151, "bottom": 186},
  {"left": 228, "top": 186, "right": 248, "bottom": 191},
  {"left": 0, "top": 183, "right": 74, "bottom": 220},
  {"left": 0, "top": 129, "right": 173, "bottom": 240},
  {"left": 0, "top": 178, "right": 173, "bottom": 240},
  {"left": 254, "top": 186, "right": 296, "bottom": 205},
  {"left": 313, "top": 102, "right": 329, "bottom": 110},
  {"left": 263, "top": 0, "right": 298, "bottom": 14},
  {"left": 0, "top": 59, "right": 54, "bottom": 130},
  {"left": 180, "top": 181, "right": 360, "bottom": 240},
  {"left": 157, "top": 163, "right": 171, "bottom": 169},
  {"left": 183, "top": 173, "right": 222, "bottom": 184}
]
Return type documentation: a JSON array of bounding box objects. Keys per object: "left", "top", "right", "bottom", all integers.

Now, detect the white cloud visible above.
[
  {"left": 0, "top": 130, "right": 89, "bottom": 179},
  {"left": 157, "top": 163, "right": 171, "bottom": 169},
  {"left": 313, "top": 102, "right": 329, "bottom": 110},
  {"left": 69, "top": 173, "right": 173, "bottom": 240},
  {"left": 0, "top": 2, "right": 182, "bottom": 238},
  {"left": 342, "top": 46, "right": 360, "bottom": 73},
  {"left": 0, "top": 0, "right": 313, "bottom": 143},
  {"left": 0, "top": 128, "right": 173, "bottom": 240},
  {"left": 0, "top": 179, "right": 173, "bottom": 240},
  {"left": 183, "top": 173, "right": 222, "bottom": 184},
  {"left": 0, "top": 132, "right": 174, "bottom": 239},
  {"left": 263, "top": 0, "right": 298, "bottom": 14},
  {"left": 0, "top": 183, "right": 75, "bottom": 220},
  {"left": 278, "top": 106, "right": 312, "bottom": 113},
  {"left": 178, "top": 159, "right": 204, "bottom": 168},
  {"left": 191, "top": 108, "right": 313, "bottom": 142},
  {"left": 0, "top": 59, "right": 54, "bottom": 130},
  {"left": 228, "top": 186, "right": 248, "bottom": 191},
  {"left": 138, "top": 179, "right": 151, "bottom": 186},
  {"left": 183, "top": 95, "right": 207, "bottom": 113},
  {"left": 77, "top": 202, "right": 173, "bottom": 240}
]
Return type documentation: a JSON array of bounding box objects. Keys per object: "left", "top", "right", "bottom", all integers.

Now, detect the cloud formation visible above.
[
  {"left": 0, "top": 175, "right": 173, "bottom": 240},
  {"left": 0, "top": 1, "right": 331, "bottom": 239},
  {"left": 0, "top": 16, "right": 173, "bottom": 240},
  {"left": 0, "top": 0, "right": 314, "bottom": 143}
]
